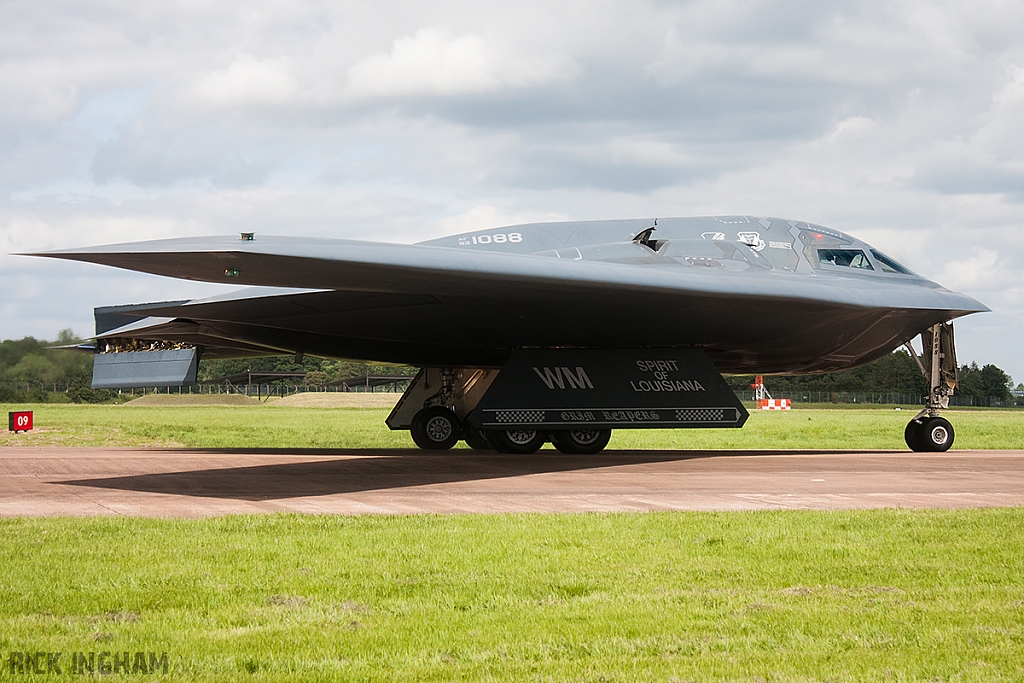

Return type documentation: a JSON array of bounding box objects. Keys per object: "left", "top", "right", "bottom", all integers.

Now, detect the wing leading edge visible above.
[{"left": 25, "top": 218, "right": 988, "bottom": 373}]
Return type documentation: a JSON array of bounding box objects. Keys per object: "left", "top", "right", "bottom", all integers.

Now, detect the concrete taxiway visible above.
[{"left": 1, "top": 447, "right": 1022, "bottom": 517}]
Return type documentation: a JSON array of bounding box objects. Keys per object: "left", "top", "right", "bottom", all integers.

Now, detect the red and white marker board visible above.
[
  {"left": 758, "top": 399, "right": 791, "bottom": 410},
  {"left": 8, "top": 411, "right": 33, "bottom": 432}
]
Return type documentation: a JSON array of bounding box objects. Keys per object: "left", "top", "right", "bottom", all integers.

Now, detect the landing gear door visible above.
[
  {"left": 468, "top": 348, "right": 748, "bottom": 430},
  {"left": 922, "top": 322, "right": 958, "bottom": 392},
  {"left": 386, "top": 368, "right": 498, "bottom": 430}
]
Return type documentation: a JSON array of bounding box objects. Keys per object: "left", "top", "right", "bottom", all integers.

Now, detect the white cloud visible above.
[
  {"left": 603, "top": 137, "right": 693, "bottom": 169},
  {"left": 826, "top": 116, "right": 877, "bottom": 143},
  {"left": 0, "top": 65, "right": 79, "bottom": 125},
  {"left": 436, "top": 204, "right": 566, "bottom": 237},
  {"left": 191, "top": 54, "right": 298, "bottom": 108},
  {"left": 1, "top": 0, "right": 1023, "bottom": 379},
  {"left": 939, "top": 248, "right": 1019, "bottom": 293},
  {"left": 344, "top": 28, "right": 575, "bottom": 98}
]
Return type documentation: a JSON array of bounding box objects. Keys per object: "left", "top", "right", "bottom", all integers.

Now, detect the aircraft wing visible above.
[
  {"left": 28, "top": 234, "right": 988, "bottom": 373},
  {"left": 28, "top": 235, "right": 985, "bottom": 312}
]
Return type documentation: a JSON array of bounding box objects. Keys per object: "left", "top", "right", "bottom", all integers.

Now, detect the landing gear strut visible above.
[{"left": 903, "top": 322, "right": 958, "bottom": 452}]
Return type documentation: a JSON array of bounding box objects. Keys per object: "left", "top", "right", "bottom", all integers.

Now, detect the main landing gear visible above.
[
  {"left": 903, "top": 322, "right": 958, "bottom": 452},
  {"left": 550, "top": 428, "right": 612, "bottom": 454},
  {"left": 394, "top": 367, "right": 616, "bottom": 454},
  {"left": 409, "top": 406, "right": 461, "bottom": 450},
  {"left": 390, "top": 349, "right": 749, "bottom": 454},
  {"left": 410, "top": 406, "right": 613, "bottom": 454}
]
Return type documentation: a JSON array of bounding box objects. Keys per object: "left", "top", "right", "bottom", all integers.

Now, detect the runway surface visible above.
[{"left": 2, "top": 447, "right": 1023, "bottom": 516}]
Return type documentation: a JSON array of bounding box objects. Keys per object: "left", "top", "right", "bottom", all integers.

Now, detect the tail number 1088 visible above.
[{"left": 459, "top": 233, "right": 522, "bottom": 246}]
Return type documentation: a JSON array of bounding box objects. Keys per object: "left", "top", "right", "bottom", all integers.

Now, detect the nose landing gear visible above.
[{"left": 903, "top": 322, "right": 958, "bottom": 452}]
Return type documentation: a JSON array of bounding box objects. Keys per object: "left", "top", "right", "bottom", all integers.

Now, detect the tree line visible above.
[
  {"left": 724, "top": 350, "right": 1019, "bottom": 405},
  {"left": 0, "top": 331, "right": 101, "bottom": 403},
  {"left": 0, "top": 333, "right": 1019, "bottom": 405},
  {"left": 195, "top": 356, "right": 417, "bottom": 387},
  {"left": 0, "top": 333, "right": 416, "bottom": 403}
]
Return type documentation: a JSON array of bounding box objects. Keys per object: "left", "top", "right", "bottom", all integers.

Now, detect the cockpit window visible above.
[
  {"left": 870, "top": 249, "right": 914, "bottom": 275},
  {"left": 817, "top": 248, "right": 874, "bottom": 270}
]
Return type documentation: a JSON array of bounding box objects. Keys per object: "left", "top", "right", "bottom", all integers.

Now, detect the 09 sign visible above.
[{"left": 8, "top": 411, "right": 33, "bottom": 433}]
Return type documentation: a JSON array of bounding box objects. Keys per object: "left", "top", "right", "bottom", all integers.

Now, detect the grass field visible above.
[
  {"left": 2, "top": 402, "right": 1023, "bottom": 450},
  {"left": 2, "top": 405, "right": 1023, "bottom": 680},
  {"left": 1, "top": 510, "right": 1023, "bottom": 681}
]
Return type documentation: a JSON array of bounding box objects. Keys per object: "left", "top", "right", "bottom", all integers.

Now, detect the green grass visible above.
[
  {"left": 3, "top": 403, "right": 1023, "bottom": 450},
  {"left": 1, "top": 404, "right": 408, "bottom": 449},
  {"left": 1, "top": 511, "right": 1023, "bottom": 681}
]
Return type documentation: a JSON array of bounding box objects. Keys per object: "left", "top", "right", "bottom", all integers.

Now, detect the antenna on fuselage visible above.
[{"left": 633, "top": 220, "right": 659, "bottom": 251}]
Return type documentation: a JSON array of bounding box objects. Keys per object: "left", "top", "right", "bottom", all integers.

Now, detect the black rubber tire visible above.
[
  {"left": 410, "top": 407, "right": 461, "bottom": 451},
  {"left": 463, "top": 426, "right": 493, "bottom": 451},
  {"left": 904, "top": 419, "right": 925, "bottom": 451},
  {"left": 488, "top": 429, "right": 546, "bottom": 454},
  {"left": 551, "top": 428, "right": 612, "bottom": 454},
  {"left": 918, "top": 416, "right": 954, "bottom": 452}
]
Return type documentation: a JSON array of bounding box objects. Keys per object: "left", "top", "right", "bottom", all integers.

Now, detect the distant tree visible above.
[
  {"left": 66, "top": 368, "right": 117, "bottom": 404},
  {"left": 725, "top": 351, "right": 1017, "bottom": 404},
  {"left": 65, "top": 371, "right": 94, "bottom": 403},
  {"left": 0, "top": 332, "right": 93, "bottom": 400},
  {"left": 726, "top": 350, "right": 927, "bottom": 395},
  {"left": 197, "top": 354, "right": 416, "bottom": 384},
  {"left": 958, "top": 362, "right": 1012, "bottom": 403},
  {"left": 304, "top": 370, "right": 329, "bottom": 387},
  {"left": 10, "top": 353, "right": 60, "bottom": 384},
  {"left": 979, "top": 364, "right": 1013, "bottom": 402}
]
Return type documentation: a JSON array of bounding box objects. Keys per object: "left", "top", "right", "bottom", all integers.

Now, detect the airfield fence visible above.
[
  {"left": 732, "top": 390, "right": 1013, "bottom": 407},
  {"left": 0, "top": 382, "right": 408, "bottom": 395},
  {"left": 2, "top": 381, "right": 1019, "bottom": 407}
]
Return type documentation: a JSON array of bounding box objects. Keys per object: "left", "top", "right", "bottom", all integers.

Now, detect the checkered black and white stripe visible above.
[
  {"left": 675, "top": 408, "right": 725, "bottom": 422},
  {"left": 494, "top": 410, "right": 546, "bottom": 424}
]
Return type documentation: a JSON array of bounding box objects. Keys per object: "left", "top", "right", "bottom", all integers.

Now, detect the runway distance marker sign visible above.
[{"left": 8, "top": 411, "right": 33, "bottom": 433}]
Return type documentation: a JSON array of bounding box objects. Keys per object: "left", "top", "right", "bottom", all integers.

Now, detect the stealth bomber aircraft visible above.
[{"left": 28, "top": 216, "right": 987, "bottom": 454}]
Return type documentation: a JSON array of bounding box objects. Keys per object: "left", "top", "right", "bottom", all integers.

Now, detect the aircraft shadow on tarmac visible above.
[{"left": 58, "top": 449, "right": 815, "bottom": 501}]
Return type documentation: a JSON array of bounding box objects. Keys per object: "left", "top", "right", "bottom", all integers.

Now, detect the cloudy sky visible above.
[{"left": 2, "top": 0, "right": 1022, "bottom": 382}]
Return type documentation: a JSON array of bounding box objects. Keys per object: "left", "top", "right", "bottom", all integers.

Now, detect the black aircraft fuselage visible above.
[{"left": 31, "top": 216, "right": 986, "bottom": 374}]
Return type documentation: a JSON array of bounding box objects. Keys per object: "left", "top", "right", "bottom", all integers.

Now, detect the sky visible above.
[{"left": 1, "top": 0, "right": 1022, "bottom": 383}]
